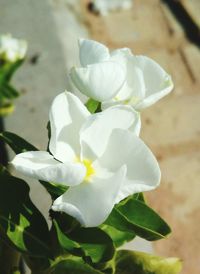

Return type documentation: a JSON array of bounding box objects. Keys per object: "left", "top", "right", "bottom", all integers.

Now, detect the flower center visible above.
[
  {"left": 82, "top": 159, "right": 95, "bottom": 181},
  {"left": 76, "top": 157, "right": 95, "bottom": 182}
]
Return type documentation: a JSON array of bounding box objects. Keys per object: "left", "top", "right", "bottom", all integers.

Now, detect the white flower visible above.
[
  {"left": 70, "top": 39, "right": 126, "bottom": 101},
  {"left": 0, "top": 34, "right": 27, "bottom": 62},
  {"left": 11, "top": 92, "right": 160, "bottom": 227},
  {"left": 71, "top": 39, "right": 173, "bottom": 110}
]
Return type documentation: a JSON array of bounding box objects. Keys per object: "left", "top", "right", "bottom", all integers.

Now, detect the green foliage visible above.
[
  {"left": 50, "top": 257, "right": 104, "bottom": 274},
  {"left": 115, "top": 250, "right": 182, "bottom": 274},
  {"left": 0, "top": 165, "right": 51, "bottom": 258},
  {"left": 105, "top": 195, "right": 171, "bottom": 242},
  {"left": 54, "top": 220, "right": 115, "bottom": 265},
  {"left": 101, "top": 225, "right": 135, "bottom": 248},
  {"left": 0, "top": 60, "right": 23, "bottom": 83},
  {"left": 0, "top": 131, "right": 38, "bottom": 154},
  {"left": 117, "top": 198, "right": 171, "bottom": 240},
  {"left": 85, "top": 98, "right": 101, "bottom": 113},
  {"left": 0, "top": 60, "right": 23, "bottom": 116}
]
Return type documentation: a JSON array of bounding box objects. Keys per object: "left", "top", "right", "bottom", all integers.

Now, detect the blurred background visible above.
[{"left": 0, "top": 0, "right": 200, "bottom": 273}]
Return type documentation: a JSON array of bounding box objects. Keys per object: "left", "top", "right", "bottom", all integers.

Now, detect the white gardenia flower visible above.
[
  {"left": 0, "top": 34, "right": 27, "bottom": 62},
  {"left": 70, "top": 39, "right": 126, "bottom": 101},
  {"left": 71, "top": 39, "right": 174, "bottom": 110},
  {"left": 11, "top": 92, "right": 160, "bottom": 227}
]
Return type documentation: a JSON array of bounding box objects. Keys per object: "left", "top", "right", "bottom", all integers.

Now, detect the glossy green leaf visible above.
[
  {"left": 117, "top": 199, "right": 171, "bottom": 241},
  {"left": 105, "top": 208, "right": 134, "bottom": 234},
  {"left": 0, "top": 131, "right": 66, "bottom": 199},
  {"left": 101, "top": 224, "right": 135, "bottom": 248},
  {"left": 54, "top": 219, "right": 115, "bottom": 264},
  {"left": 0, "top": 165, "right": 51, "bottom": 258},
  {"left": 105, "top": 197, "right": 171, "bottom": 241},
  {"left": 0, "top": 131, "right": 38, "bottom": 154},
  {"left": 85, "top": 98, "right": 100, "bottom": 113},
  {"left": 50, "top": 257, "right": 104, "bottom": 274},
  {"left": 115, "top": 250, "right": 182, "bottom": 274},
  {"left": 53, "top": 220, "right": 82, "bottom": 256}
]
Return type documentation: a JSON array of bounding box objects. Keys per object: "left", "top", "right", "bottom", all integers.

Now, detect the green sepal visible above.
[
  {"left": 0, "top": 165, "right": 52, "bottom": 258},
  {"left": 85, "top": 98, "right": 100, "bottom": 113},
  {"left": 115, "top": 250, "right": 182, "bottom": 274}
]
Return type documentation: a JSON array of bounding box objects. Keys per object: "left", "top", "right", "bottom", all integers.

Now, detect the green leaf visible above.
[
  {"left": 54, "top": 219, "right": 115, "bottom": 264},
  {"left": 0, "top": 131, "right": 67, "bottom": 199},
  {"left": 117, "top": 199, "right": 171, "bottom": 241},
  {"left": 85, "top": 99, "right": 100, "bottom": 113},
  {"left": 134, "top": 193, "right": 146, "bottom": 203},
  {"left": 0, "top": 84, "right": 19, "bottom": 100},
  {"left": 0, "top": 131, "right": 38, "bottom": 154},
  {"left": 101, "top": 225, "right": 135, "bottom": 248},
  {"left": 105, "top": 208, "right": 135, "bottom": 235},
  {"left": 0, "top": 165, "right": 52, "bottom": 258},
  {"left": 53, "top": 220, "right": 82, "bottom": 256},
  {"left": 101, "top": 194, "right": 142, "bottom": 248},
  {"left": 50, "top": 257, "right": 104, "bottom": 274},
  {"left": 0, "top": 59, "right": 24, "bottom": 84},
  {"left": 115, "top": 250, "right": 182, "bottom": 274},
  {"left": 105, "top": 197, "right": 171, "bottom": 241},
  {"left": 70, "top": 227, "right": 115, "bottom": 264}
]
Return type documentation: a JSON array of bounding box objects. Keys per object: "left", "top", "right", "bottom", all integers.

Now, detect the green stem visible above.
[{"left": 0, "top": 240, "right": 21, "bottom": 274}]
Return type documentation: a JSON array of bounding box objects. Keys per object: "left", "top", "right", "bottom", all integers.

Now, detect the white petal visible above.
[
  {"left": 101, "top": 65, "right": 145, "bottom": 110},
  {"left": 134, "top": 55, "right": 174, "bottom": 110},
  {"left": 102, "top": 51, "right": 146, "bottom": 110},
  {"left": 80, "top": 105, "right": 141, "bottom": 160},
  {"left": 79, "top": 38, "right": 110, "bottom": 67},
  {"left": 52, "top": 165, "right": 126, "bottom": 227},
  {"left": 98, "top": 129, "right": 161, "bottom": 203},
  {"left": 49, "top": 92, "right": 90, "bottom": 163},
  {"left": 11, "top": 151, "right": 86, "bottom": 186},
  {"left": 70, "top": 62, "right": 125, "bottom": 101},
  {"left": 110, "top": 47, "right": 133, "bottom": 72}
]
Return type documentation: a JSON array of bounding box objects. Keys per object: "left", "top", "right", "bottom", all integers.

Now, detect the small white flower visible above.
[
  {"left": 71, "top": 39, "right": 173, "bottom": 110},
  {"left": 0, "top": 34, "right": 27, "bottom": 62},
  {"left": 70, "top": 39, "right": 126, "bottom": 101},
  {"left": 11, "top": 92, "right": 160, "bottom": 227}
]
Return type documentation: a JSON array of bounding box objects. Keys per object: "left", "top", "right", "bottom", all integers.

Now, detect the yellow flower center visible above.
[{"left": 76, "top": 157, "right": 95, "bottom": 182}]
